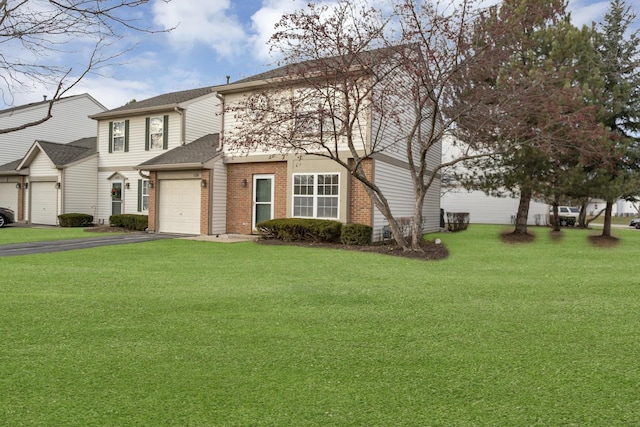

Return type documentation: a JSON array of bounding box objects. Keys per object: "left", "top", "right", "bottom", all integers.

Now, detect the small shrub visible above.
[
  {"left": 340, "top": 223, "right": 372, "bottom": 245},
  {"left": 446, "top": 212, "right": 470, "bottom": 232},
  {"left": 257, "top": 218, "right": 342, "bottom": 242},
  {"left": 109, "top": 214, "right": 148, "bottom": 231},
  {"left": 58, "top": 213, "right": 93, "bottom": 227}
]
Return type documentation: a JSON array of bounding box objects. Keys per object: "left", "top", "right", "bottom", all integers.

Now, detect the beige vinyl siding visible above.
[
  {"left": 29, "top": 152, "right": 57, "bottom": 177},
  {"left": 370, "top": 70, "right": 442, "bottom": 173},
  {"left": 372, "top": 160, "right": 441, "bottom": 241},
  {"left": 96, "top": 170, "right": 145, "bottom": 224},
  {"left": 441, "top": 189, "right": 548, "bottom": 225},
  {"left": 98, "top": 112, "right": 182, "bottom": 166},
  {"left": 210, "top": 157, "right": 226, "bottom": 235},
  {"left": 62, "top": 156, "right": 98, "bottom": 216},
  {"left": 184, "top": 95, "right": 220, "bottom": 143},
  {"left": 0, "top": 94, "right": 104, "bottom": 165},
  {"left": 222, "top": 91, "right": 368, "bottom": 158}
]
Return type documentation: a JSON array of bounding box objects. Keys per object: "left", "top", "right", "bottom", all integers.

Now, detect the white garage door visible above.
[
  {"left": 0, "top": 183, "right": 18, "bottom": 211},
  {"left": 158, "top": 179, "right": 201, "bottom": 235},
  {"left": 30, "top": 182, "right": 58, "bottom": 225}
]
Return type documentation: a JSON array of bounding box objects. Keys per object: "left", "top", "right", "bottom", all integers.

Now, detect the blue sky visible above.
[{"left": 3, "top": 0, "right": 636, "bottom": 111}]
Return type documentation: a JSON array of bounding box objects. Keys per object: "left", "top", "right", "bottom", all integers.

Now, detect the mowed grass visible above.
[
  {"left": 1, "top": 225, "right": 640, "bottom": 426},
  {"left": 0, "top": 226, "right": 118, "bottom": 245}
]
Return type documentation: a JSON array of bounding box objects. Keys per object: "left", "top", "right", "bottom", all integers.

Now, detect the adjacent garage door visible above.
[
  {"left": 158, "top": 179, "right": 201, "bottom": 235},
  {"left": 30, "top": 182, "right": 58, "bottom": 225},
  {"left": 0, "top": 183, "right": 18, "bottom": 211}
]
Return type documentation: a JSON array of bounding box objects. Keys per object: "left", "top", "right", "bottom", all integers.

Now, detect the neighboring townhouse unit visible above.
[
  {"left": 440, "top": 136, "right": 548, "bottom": 226},
  {"left": 15, "top": 138, "right": 98, "bottom": 225},
  {"left": 215, "top": 50, "right": 442, "bottom": 241},
  {"left": 0, "top": 94, "right": 106, "bottom": 218},
  {"left": 89, "top": 87, "right": 221, "bottom": 228}
]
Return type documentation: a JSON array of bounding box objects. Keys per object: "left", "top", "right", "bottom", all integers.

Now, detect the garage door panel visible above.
[
  {"left": 31, "top": 182, "right": 57, "bottom": 225},
  {"left": 158, "top": 180, "right": 201, "bottom": 235},
  {"left": 0, "top": 183, "right": 18, "bottom": 211}
]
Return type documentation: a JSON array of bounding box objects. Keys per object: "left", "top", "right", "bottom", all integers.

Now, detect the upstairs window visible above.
[
  {"left": 293, "top": 88, "right": 341, "bottom": 136},
  {"left": 293, "top": 173, "right": 340, "bottom": 219},
  {"left": 146, "top": 115, "right": 169, "bottom": 150},
  {"left": 109, "top": 120, "right": 129, "bottom": 153}
]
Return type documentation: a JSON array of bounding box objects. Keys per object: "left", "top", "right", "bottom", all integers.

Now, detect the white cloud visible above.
[
  {"left": 248, "top": 0, "right": 308, "bottom": 61},
  {"left": 152, "top": 0, "right": 247, "bottom": 57},
  {"left": 567, "top": 0, "right": 611, "bottom": 28}
]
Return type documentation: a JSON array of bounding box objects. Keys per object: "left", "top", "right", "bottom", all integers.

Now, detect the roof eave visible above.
[{"left": 90, "top": 104, "right": 184, "bottom": 120}]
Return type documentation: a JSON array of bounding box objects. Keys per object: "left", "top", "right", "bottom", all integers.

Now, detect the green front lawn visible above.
[
  {"left": 0, "top": 226, "right": 119, "bottom": 245},
  {"left": 1, "top": 225, "right": 639, "bottom": 426}
]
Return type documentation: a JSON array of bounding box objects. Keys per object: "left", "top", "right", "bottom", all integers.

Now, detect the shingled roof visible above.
[
  {"left": 138, "top": 134, "right": 220, "bottom": 170},
  {"left": 0, "top": 159, "right": 21, "bottom": 176},
  {"left": 91, "top": 86, "right": 216, "bottom": 119},
  {"left": 225, "top": 45, "right": 407, "bottom": 89},
  {"left": 17, "top": 137, "right": 97, "bottom": 170}
]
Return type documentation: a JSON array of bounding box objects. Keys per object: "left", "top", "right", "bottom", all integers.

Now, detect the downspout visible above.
[
  {"left": 215, "top": 92, "right": 225, "bottom": 152},
  {"left": 59, "top": 168, "right": 64, "bottom": 223},
  {"left": 174, "top": 107, "right": 186, "bottom": 145}
]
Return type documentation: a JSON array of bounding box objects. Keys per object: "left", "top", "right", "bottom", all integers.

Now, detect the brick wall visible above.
[
  {"left": 348, "top": 158, "right": 373, "bottom": 226},
  {"left": 17, "top": 177, "right": 25, "bottom": 221},
  {"left": 226, "top": 162, "right": 287, "bottom": 234}
]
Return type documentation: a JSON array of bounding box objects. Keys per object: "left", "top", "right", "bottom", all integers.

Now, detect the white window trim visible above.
[
  {"left": 112, "top": 120, "right": 125, "bottom": 152},
  {"left": 149, "top": 116, "right": 164, "bottom": 150},
  {"left": 292, "top": 172, "right": 340, "bottom": 219}
]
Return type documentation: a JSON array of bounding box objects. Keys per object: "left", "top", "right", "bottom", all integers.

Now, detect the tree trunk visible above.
[
  {"left": 601, "top": 200, "right": 614, "bottom": 237},
  {"left": 551, "top": 202, "right": 560, "bottom": 232},
  {"left": 410, "top": 188, "right": 427, "bottom": 251},
  {"left": 514, "top": 189, "right": 532, "bottom": 235}
]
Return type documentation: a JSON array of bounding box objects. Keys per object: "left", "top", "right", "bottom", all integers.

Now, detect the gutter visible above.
[{"left": 215, "top": 92, "right": 225, "bottom": 152}]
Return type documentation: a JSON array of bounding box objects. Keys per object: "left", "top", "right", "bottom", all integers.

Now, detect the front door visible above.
[
  {"left": 253, "top": 175, "right": 274, "bottom": 230},
  {"left": 111, "top": 181, "right": 123, "bottom": 215}
]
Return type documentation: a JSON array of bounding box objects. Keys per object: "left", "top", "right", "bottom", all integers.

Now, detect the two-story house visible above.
[
  {"left": 213, "top": 51, "right": 442, "bottom": 241},
  {"left": 89, "top": 87, "right": 221, "bottom": 231},
  {"left": 0, "top": 94, "right": 106, "bottom": 220}
]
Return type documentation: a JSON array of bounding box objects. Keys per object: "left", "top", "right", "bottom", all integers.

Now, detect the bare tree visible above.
[
  {"left": 0, "top": 0, "right": 173, "bottom": 133},
  {"left": 224, "top": 0, "right": 517, "bottom": 251}
]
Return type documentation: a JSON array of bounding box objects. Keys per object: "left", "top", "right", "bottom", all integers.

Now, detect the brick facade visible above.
[
  {"left": 348, "top": 158, "right": 374, "bottom": 226},
  {"left": 226, "top": 162, "right": 287, "bottom": 234}
]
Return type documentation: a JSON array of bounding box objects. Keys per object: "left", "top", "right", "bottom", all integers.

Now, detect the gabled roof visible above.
[
  {"left": 137, "top": 134, "right": 221, "bottom": 170},
  {"left": 17, "top": 137, "right": 97, "bottom": 170},
  {"left": 216, "top": 45, "right": 407, "bottom": 94},
  {"left": 90, "top": 86, "right": 216, "bottom": 120},
  {"left": 0, "top": 159, "right": 21, "bottom": 176},
  {"left": 0, "top": 94, "right": 105, "bottom": 117}
]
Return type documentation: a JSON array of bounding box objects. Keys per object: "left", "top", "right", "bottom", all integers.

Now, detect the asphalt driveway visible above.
[{"left": 0, "top": 232, "right": 179, "bottom": 257}]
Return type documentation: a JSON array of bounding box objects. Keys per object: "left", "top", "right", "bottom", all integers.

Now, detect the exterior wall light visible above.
[
  {"left": 55, "top": 182, "right": 61, "bottom": 189},
  {"left": 15, "top": 183, "right": 21, "bottom": 189},
  {"left": 242, "top": 178, "right": 247, "bottom": 187},
  {"left": 125, "top": 182, "right": 130, "bottom": 189},
  {"left": 24, "top": 183, "right": 28, "bottom": 190},
  {"left": 201, "top": 179, "right": 207, "bottom": 188}
]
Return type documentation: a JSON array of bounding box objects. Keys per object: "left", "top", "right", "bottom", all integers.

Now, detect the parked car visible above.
[
  {"left": 0, "top": 207, "right": 15, "bottom": 228},
  {"left": 549, "top": 206, "right": 580, "bottom": 226},
  {"left": 629, "top": 218, "right": 640, "bottom": 227}
]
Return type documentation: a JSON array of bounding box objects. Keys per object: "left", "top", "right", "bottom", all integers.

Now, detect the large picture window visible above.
[{"left": 293, "top": 173, "right": 339, "bottom": 219}]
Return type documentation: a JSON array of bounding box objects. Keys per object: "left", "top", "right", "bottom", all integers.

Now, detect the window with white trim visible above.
[
  {"left": 149, "top": 116, "right": 164, "bottom": 149},
  {"left": 112, "top": 120, "right": 125, "bottom": 152},
  {"left": 141, "top": 180, "right": 149, "bottom": 211},
  {"left": 293, "top": 173, "right": 339, "bottom": 219}
]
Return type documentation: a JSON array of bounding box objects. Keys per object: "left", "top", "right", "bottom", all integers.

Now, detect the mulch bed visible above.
[
  {"left": 256, "top": 238, "right": 449, "bottom": 261},
  {"left": 587, "top": 234, "right": 620, "bottom": 247}
]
